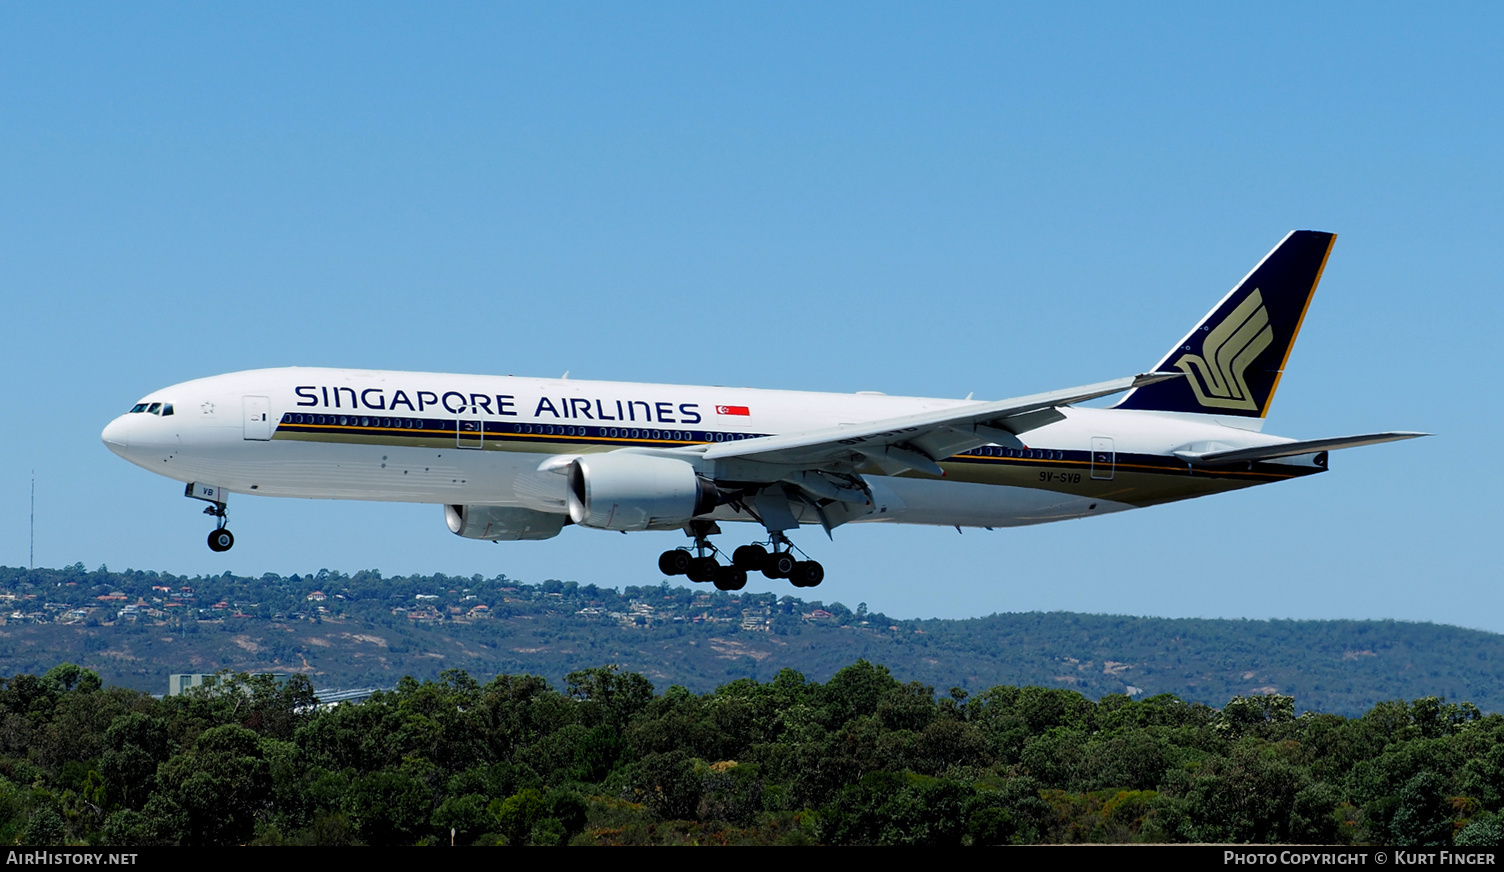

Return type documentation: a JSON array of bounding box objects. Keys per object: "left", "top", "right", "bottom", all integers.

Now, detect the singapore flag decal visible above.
[{"left": 716, "top": 404, "right": 750, "bottom": 416}]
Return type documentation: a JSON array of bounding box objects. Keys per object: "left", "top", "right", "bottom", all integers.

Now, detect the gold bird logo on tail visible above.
[{"left": 1172, "top": 289, "right": 1274, "bottom": 411}]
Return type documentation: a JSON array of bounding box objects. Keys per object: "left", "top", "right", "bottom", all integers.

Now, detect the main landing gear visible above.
[{"left": 658, "top": 523, "right": 824, "bottom": 591}]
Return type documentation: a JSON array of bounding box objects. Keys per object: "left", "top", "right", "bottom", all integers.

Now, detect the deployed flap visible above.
[
  {"left": 1175, "top": 431, "right": 1428, "bottom": 465},
  {"left": 751, "top": 490, "right": 801, "bottom": 532},
  {"left": 689, "top": 372, "right": 1177, "bottom": 473}
]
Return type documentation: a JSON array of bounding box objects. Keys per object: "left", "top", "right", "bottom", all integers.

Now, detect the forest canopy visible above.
[{"left": 3, "top": 660, "right": 1502, "bottom": 846}]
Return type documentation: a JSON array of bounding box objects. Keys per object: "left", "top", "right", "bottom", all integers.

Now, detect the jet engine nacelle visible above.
[
  {"left": 566, "top": 453, "right": 718, "bottom": 531},
  {"left": 445, "top": 504, "right": 568, "bottom": 540}
]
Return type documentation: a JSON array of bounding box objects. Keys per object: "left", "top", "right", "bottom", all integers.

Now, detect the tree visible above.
[
  {"left": 343, "top": 770, "right": 432, "bottom": 846},
  {"left": 493, "top": 787, "right": 548, "bottom": 845},
  {"left": 1389, "top": 771, "right": 1454, "bottom": 847},
  {"left": 822, "top": 771, "right": 970, "bottom": 846},
  {"left": 566, "top": 665, "right": 654, "bottom": 730},
  {"left": 101, "top": 713, "right": 172, "bottom": 811},
  {"left": 148, "top": 724, "right": 271, "bottom": 845},
  {"left": 636, "top": 749, "right": 704, "bottom": 821},
  {"left": 43, "top": 663, "right": 102, "bottom": 694}
]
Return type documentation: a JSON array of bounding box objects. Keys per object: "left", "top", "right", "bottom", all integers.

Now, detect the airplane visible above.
[{"left": 102, "top": 230, "right": 1424, "bottom": 591}]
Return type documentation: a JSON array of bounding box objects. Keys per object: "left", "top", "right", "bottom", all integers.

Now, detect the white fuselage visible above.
[{"left": 102, "top": 367, "right": 1317, "bottom": 534}]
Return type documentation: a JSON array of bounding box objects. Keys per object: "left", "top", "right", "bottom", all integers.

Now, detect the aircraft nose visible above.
[{"left": 101, "top": 415, "right": 133, "bottom": 454}]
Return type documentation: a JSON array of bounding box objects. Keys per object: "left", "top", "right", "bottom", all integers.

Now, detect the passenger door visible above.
[{"left": 243, "top": 396, "right": 272, "bottom": 441}]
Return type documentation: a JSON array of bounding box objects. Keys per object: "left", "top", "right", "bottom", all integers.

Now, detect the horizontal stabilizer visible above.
[{"left": 1174, "top": 431, "right": 1429, "bottom": 465}]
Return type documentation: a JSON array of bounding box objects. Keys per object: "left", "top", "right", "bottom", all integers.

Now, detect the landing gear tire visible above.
[
  {"left": 714, "top": 566, "right": 748, "bottom": 591},
  {"left": 762, "top": 552, "right": 796, "bottom": 579},
  {"left": 207, "top": 528, "right": 235, "bottom": 553},
  {"left": 687, "top": 556, "right": 719, "bottom": 583},
  {"left": 790, "top": 560, "right": 824, "bottom": 588},
  {"left": 732, "top": 544, "right": 768, "bottom": 570},
  {"left": 659, "top": 549, "right": 691, "bottom": 576}
]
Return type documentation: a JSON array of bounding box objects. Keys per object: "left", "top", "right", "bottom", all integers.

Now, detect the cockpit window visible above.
[
  {"left": 130, "top": 403, "right": 148, "bottom": 413},
  {"left": 161, "top": 403, "right": 173, "bottom": 416},
  {"left": 147, "top": 403, "right": 162, "bottom": 414}
]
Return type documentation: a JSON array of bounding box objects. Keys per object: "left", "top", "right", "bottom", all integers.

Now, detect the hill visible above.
[{"left": 1, "top": 564, "right": 1495, "bottom": 716}]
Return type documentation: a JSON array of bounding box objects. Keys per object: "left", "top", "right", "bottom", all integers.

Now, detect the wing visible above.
[{"left": 676, "top": 372, "right": 1178, "bottom": 479}]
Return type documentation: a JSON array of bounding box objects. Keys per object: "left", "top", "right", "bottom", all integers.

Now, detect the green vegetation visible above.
[{"left": 4, "top": 660, "right": 1504, "bottom": 845}]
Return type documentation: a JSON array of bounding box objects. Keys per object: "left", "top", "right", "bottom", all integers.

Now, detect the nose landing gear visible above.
[
  {"left": 186, "top": 483, "right": 235, "bottom": 552},
  {"left": 204, "top": 502, "right": 234, "bottom": 552},
  {"left": 207, "top": 522, "right": 234, "bottom": 553}
]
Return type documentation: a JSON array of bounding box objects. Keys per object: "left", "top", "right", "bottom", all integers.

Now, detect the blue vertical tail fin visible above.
[{"left": 1114, "top": 230, "right": 1336, "bottom": 419}]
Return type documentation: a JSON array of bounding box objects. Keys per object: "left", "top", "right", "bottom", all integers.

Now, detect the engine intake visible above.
[{"left": 566, "top": 453, "right": 718, "bottom": 531}]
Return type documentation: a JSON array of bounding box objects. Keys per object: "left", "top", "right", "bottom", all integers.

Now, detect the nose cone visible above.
[{"left": 101, "top": 415, "right": 133, "bottom": 455}]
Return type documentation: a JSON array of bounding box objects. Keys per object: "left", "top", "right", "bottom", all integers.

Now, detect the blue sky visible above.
[{"left": 2, "top": 5, "right": 1499, "bottom": 630}]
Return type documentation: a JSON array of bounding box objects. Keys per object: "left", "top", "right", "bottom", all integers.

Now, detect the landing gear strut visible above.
[
  {"left": 657, "top": 525, "right": 823, "bottom": 589},
  {"left": 751, "top": 531, "right": 823, "bottom": 587},
  {"left": 657, "top": 521, "right": 750, "bottom": 591},
  {"left": 186, "top": 483, "right": 235, "bottom": 552},
  {"left": 204, "top": 503, "right": 234, "bottom": 552}
]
